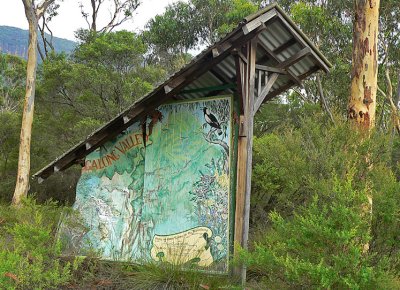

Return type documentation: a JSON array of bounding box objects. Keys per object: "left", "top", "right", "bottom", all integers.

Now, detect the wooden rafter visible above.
[
  {"left": 277, "top": 47, "right": 311, "bottom": 68},
  {"left": 273, "top": 37, "right": 297, "bottom": 54},
  {"left": 242, "top": 9, "right": 276, "bottom": 35},
  {"left": 257, "top": 41, "right": 306, "bottom": 86}
]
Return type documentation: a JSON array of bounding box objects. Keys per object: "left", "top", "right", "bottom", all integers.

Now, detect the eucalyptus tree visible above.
[
  {"left": 13, "top": 0, "right": 56, "bottom": 206},
  {"left": 347, "top": 0, "right": 380, "bottom": 129}
]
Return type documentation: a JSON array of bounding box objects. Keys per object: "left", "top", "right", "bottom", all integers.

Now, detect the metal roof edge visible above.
[{"left": 273, "top": 5, "right": 333, "bottom": 70}]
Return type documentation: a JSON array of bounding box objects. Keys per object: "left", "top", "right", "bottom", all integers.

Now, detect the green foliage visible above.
[
  {"left": 241, "top": 176, "right": 384, "bottom": 289},
  {"left": 239, "top": 115, "right": 400, "bottom": 289},
  {"left": 0, "top": 53, "right": 26, "bottom": 108},
  {"left": 40, "top": 31, "right": 162, "bottom": 122},
  {"left": 0, "top": 198, "right": 81, "bottom": 289},
  {"left": 0, "top": 112, "right": 20, "bottom": 202},
  {"left": 143, "top": 0, "right": 258, "bottom": 72}
]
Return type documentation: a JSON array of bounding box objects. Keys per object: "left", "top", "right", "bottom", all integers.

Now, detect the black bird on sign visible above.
[{"left": 203, "top": 107, "right": 222, "bottom": 135}]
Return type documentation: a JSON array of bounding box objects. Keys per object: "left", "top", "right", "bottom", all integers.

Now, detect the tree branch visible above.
[
  {"left": 202, "top": 128, "right": 229, "bottom": 156},
  {"left": 36, "top": 0, "right": 56, "bottom": 18},
  {"left": 378, "top": 67, "right": 400, "bottom": 134},
  {"left": 316, "top": 74, "right": 335, "bottom": 124}
]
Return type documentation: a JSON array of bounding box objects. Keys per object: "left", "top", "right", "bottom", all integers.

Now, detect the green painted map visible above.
[{"left": 59, "top": 96, "right": 233, "bottom": 272}]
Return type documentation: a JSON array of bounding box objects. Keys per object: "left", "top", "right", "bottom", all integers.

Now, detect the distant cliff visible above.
[{"left": 0, "top": 25, "right": 76, "bottom": 59}]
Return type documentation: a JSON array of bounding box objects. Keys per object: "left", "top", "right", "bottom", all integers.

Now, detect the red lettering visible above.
[
  {"left": 111, "top": 150, "right": 120, "bottom": 160},
  {"left": 122, "top": 140, "right": 129, "bottom": 152},
  {"left": 130, "top": 134, "right": 138, "bottom": 147},
  {"left": 101, "top": 157, "right": 108, "bottom": 168},
  {"left": 115, "top": 144, "right": 126, "bottom": 154}
]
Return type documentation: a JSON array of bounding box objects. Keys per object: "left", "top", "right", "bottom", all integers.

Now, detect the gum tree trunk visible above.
[
  {"left": 12, "top": 0, "right": 54, "bottom": 205},
  {"left": 347, "top": 0, "right": 380, "bottom": 128}
]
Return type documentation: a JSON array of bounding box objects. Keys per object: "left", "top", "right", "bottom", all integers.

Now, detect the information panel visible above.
[{"left": 60, "top": 96, "right": 233, "bottom": 273}]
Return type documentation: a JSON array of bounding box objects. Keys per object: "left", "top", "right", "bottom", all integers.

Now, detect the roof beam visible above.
[
  {"left": 277, "top": 47, "right": 311, "bottom": 68},
  {"left": 257, "top": 41, "right": 305, "bottom": 86},
  {"left": 273, "top": 37, "right": 297, "bottom": 55},
  {"left": 212, "top": 42, "right": 232, "bottom": 58},
  {"left": 257, "top": 37, "right": 297, "bottom": 65}
]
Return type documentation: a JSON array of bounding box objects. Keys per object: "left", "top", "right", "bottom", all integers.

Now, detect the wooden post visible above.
[
  {"left": 233, "top": 38, "right": 257, "bottom": 284},
  {"left": 233, "top": 44, "right": 247, "bottom": 279}
]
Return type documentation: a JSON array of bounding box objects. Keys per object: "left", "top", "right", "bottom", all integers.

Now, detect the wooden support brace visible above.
[
  {"left": 277, "top": 47, "right": 311, "bottom": 69},
  {"left": 254, "top": 73, "right": 279, "bottom": 114},
  {"left": 257, "top": 41, "right": 304, "bottom": 86}
]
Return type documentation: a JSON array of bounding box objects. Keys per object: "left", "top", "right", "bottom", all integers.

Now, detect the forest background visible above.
[{"left": 1, "top": 0, "right": 400, "bottom": 289}]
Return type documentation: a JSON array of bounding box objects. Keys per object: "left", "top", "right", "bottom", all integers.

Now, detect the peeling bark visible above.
[{"left": 348, "top": 0, "right": 380, "bottom": 129}]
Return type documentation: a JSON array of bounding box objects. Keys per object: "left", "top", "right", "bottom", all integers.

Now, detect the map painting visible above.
[{"left": 59, "top": 97, "right": 233, "bottom": 273}]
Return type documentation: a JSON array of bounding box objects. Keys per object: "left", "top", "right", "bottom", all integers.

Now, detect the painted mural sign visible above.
[{"left": 59, "top": 96, "right": 233, "bottom": 273}]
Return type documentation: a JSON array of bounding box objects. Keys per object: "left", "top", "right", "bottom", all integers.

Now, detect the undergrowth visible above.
[
  {"left": 0, "top": 198, "right": 81, "bottom": 289},
  {"left": 239, "top": 113, "right": 400, "bottom": 289}
]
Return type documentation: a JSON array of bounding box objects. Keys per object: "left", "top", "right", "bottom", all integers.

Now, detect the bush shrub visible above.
[
  {"left": 0, "top": 198, "right": 81, "bottom": 289},
  {"left": 240, "top": 115, "right": 400, "bottom": 289}
]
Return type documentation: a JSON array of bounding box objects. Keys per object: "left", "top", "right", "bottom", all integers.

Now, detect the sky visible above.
[{"left": 0, "top": 0, "right": 179, "bottom": 41}]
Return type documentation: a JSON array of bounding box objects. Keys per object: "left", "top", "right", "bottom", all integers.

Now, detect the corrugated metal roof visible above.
[{"left": 34, "top": 3, "right": 331, "bottom": 181}]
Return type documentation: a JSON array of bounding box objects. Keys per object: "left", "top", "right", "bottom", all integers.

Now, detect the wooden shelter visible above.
[{"left": 34, "top": 3, "right": 331, "bottom": 280}]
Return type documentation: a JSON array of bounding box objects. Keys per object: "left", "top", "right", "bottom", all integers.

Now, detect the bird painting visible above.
[{"left": 203, "top": 107, "right": 222, "bottom": 135}]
